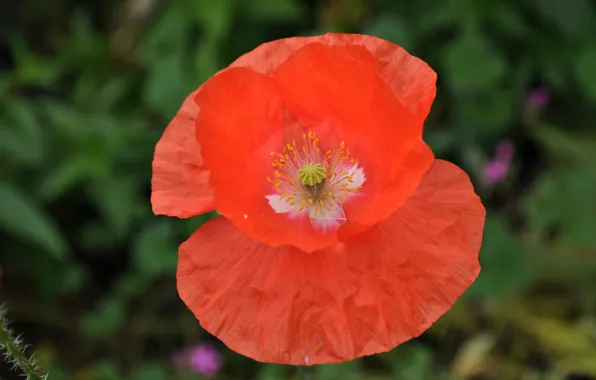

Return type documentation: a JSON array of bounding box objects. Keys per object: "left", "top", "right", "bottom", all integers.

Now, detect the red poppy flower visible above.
[{"left": 152, "top": 33, "right": 485, "bottom": 365}]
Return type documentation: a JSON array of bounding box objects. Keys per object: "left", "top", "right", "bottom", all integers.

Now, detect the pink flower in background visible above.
[
  {"left": 483, "top": 160, "right": 509, "bottom": 184},
  {"left": 173, "top": 343, "right": 223, "bottom": 377},
  {"left": 527, "top": 87, "right": 550, "bottom": 109},
  {"left": 483, "top": 140, "right": 515, "bottom": 185}
]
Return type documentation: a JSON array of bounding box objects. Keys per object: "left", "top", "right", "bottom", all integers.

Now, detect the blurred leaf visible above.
[
  {"left": 443, "top": 30, "right": 506, "bottom": 94},
  {"left": 486, "top": 3, "right": 529, "bottom": 38},
  {"left": 81, "top": 298, "right": 125, "bottom": 338},
  {"left": 379, "top": 343, "right": 434, "bottom": 380},
  {"left": 454, "top": 90, "right": 516, "bottom": 139},
  {"left": 0, "top": 100, "right": 44, "bottom": 164},
  {"left": 113, "top": 271, "right": 150, "bottom": 300},
  {"left": 73, "top": 77, "right": 129, "bottom": 111},
  {"left": 44, "top": 100, "right": 96, "bottom": 144},
  {"left": 452, "top": 334, "right": 496, "bottom": 378},
  {"left": 533, "top": 38, "right": 572, "bottom": 92},
  {"left": 513, "top": 309, "right": 596, "bottom": 360},
  {"left": 190, "top": 0, "right": 233, "bottom": 39},
  {"left": 574, "top": 44, "right": 596, "bottom": 102},
  {"left": 39, "top": 157, "right": 99, "bottom": 200},
  {"left": 138, "top": 2, "right": 196, "bottom": 117},
  {"left": 366, "top": 14, "right": 412, "bottom": 50},
  {"left": 424, "top": 130, "right": 457, "bottom": 155},
  {"left": 133, "top": 220, "right": 176, "bottom": 277},
  {"left": 523, "top": 167, "right": 596, "bottom": 245},
  {"left": 316, "top": 360, "right": 360, "bottom": 380},
  {"left": 138, "top": 2, "right": 190, "bottom": 62},
  {"left": 6, "top": 99, "right": 43, "bottom": 140},
  {"left": 0, "top": 125, "right": 38, "bottom": 164},
  {"left": 130, "top": 363, "right": 168, "bottom": 380},
  {"left": 413, "top": 2, "right": 458, "bottom": 37},
  {"left": 0, "top": 73, "right": 11, "bottom": 97},
  {"left": 240, "top": 0, "right": 304, "bottom": 22},
  {"left": 61, "top": 263, "right": 89, "bottom": 293},
  {"left": 11, "top": 38, "right": 62, "bottom": 87},
  {"left": 466, "top": 215, "right": 530, "bottom": 299},
  {"left": 531, "top": 122, "right": 596, "bottom": 165},
  {"left": 80, "top": 222, "right": 117, "bottom": 251},
  {"left": 557, "top": 355, "right": 596, "bottom": 377},
  {"left": 143, "top": 52, "right": 191, "bottom": 118},
  {"left": 58, "top": 11, "right": 112, "bottom": 79},
  {"left": 95, "top": 79, "right": 129, "bottom": 110},
  {"left": 460, "top": 143, "right": 486, "bottom": 181},
  {"left": 76, "top": 361, "right": 123, "bottom": 380},
  {"left": 394, "top": 345, "right": 433, "bottom": 380},
  {"left": 0, "top": 182, "right": 68, "bottom": 259},
  {"left": 257, "top": 364, "right": 287, "bottom": 380},
  {"left": 89, "top": 178, "right": 139, "bottom": 240},
  {"left": 193, "top": 40, "right": 221, "bottom": 84},
  {"left": 529, "top": 0, "right": 595, "bottom": 40}
]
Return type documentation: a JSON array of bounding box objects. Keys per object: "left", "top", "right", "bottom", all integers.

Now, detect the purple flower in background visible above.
[
  {"left": 173, "top": 342, "right": 223, "bottom": 377},
  {"left": 527, "top": 87, "right": 550, "bottom": 109},
  {"left": 483, "top": 140, "right": 515, "bottom": 185},
  {"left": 483, "top": 160, "right": 510, "bottom": 184}
]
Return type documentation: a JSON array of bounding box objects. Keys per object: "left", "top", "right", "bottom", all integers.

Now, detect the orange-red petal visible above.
[
  {"left": 151, "top": 90, "right": 215, "bottom": 218},
  {"left": 177, "top": 159, "right": 485, "bottom": 364},
  {"left": 194, "top": 67, "right": 339, "bottom": 252},
  {"left": 273, "top": 42, "right": 434, "bottom": 227},
  {"left": 231, "top": 33, "right": 436, "bottom": 123}
]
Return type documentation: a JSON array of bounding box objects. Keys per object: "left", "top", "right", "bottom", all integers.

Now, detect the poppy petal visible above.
[
  {"left": 328, "top": 33, "right": 437, "bottom": 123},
  {"left": 273, "top": 42, "right": 434, "bottom": 227},
  {"left": 231, "top": 33, "right": 436, "bottom": 122},
  {"left": 194, "top": 67, "right": 339, "bottom": 252},
  {"left": 340, "top": 159, "right": 485, "bottom": 354},
  {"left": 177, "top": 159, "right": 484, "bottom": 365},
  {"left": 177, "top": 217, "right": 359, "bottom": 365},
  {"left": 151, "top": 90, "right": 215, "bottom": 218}
]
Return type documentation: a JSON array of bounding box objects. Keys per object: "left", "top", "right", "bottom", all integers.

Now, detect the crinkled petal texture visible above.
[
  {"left": 231, "top": 33, "right": 437, "bottom": 124},
  {"left": 193, "top": 36, "right": 436, "bottom": 251},
  {"left": 177, "top": 160, "right": 486, "bottom": 365},
  {"left": 272, "top": 42, "right": 434, "bottom": 228},
  {"left": 151, "top": 90, "right": 215, "bottom": 217},
  {"left": 194, "top": 67, "right": 343, "bottom": 252},
  {"left": 151, "top": 33, "right": 436, "bottom": 244}
]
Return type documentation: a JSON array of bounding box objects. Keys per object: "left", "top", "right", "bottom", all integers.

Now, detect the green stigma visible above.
[{"left": 298, "top": 163, "right": 326, "bottom": 186}]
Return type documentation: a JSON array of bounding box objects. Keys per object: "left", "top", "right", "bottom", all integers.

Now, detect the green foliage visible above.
[
  {"left": 315, "top": 361, "right": 360, "bottom": 380},
  {"left": 0, "top": 182, "right": 68, "bottom": 259},
  {"left": 574, "top": 43, "right": 596, "bottom": 102},
  {"left": 530, "top": 0, "right": 595, "bottom": 40},
  {"left": 524, "top": 167, "right": 596, "bottom": 245},
  {"left": 133, "top": 220, "right": 177, "bottom": 277},
  {"left": 1, "top": 0, "right": 596, "bottom": 379},
  {"left": 81, "top": 297, "right": 126, "bottom": 339},
  {"left": 131, "top": 363, "right": 169, "bottom": 380},
  {"left": 465, "top": 215, "right": 531, "bottom": 300},
  {"left": 443, "top": 30, "right": 507, "bottom": 95}
]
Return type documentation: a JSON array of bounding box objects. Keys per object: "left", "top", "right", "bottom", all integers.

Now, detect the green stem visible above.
[{"left": 0, "top": 306, "right": 46, "bottom": 380}]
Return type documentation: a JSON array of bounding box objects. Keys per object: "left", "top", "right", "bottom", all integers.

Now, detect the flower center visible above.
[
  {"left": 298, "top": 163, "right": 326, "bottom": 186},
  {"left": 266, "top": 131, "right": 366, "bottom": 231}
]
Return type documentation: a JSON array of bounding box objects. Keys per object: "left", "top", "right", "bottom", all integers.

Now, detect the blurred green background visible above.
[{"left": 1, "top": 0, "right": 596, "bottom": 379}]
